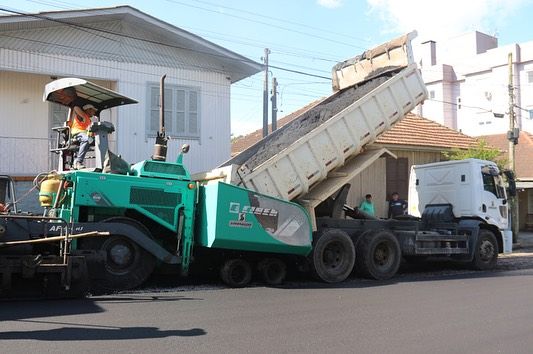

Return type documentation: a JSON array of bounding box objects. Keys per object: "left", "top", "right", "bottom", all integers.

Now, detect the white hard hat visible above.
[{"left": 83, "top": 104, "right": 97, "bottom": 111}]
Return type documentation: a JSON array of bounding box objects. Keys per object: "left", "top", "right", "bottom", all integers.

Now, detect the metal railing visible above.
[{"left": 0, "top": 136, "right": 117, "bottom": 175}]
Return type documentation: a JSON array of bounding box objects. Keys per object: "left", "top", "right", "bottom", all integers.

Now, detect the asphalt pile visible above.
[{"left": 222, "top": 74, "right": 391, "bottom": 173}]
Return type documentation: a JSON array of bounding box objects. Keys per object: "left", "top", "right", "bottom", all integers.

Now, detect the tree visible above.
[{"left": 443, "top": 139, "right": 507, "bottom": 170}]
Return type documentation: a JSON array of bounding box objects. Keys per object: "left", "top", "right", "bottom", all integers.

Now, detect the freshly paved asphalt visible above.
[{"left": 2, "top": 264, "right": 533, "bottom": 354}]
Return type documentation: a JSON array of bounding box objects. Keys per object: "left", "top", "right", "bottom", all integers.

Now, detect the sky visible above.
[{"left": 3, "top": 0, "right": 533, "bottom": 136}]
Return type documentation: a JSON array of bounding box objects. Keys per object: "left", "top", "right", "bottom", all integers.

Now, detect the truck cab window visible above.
[{"left": 482, "top": 171, "right": 504, "bottom": 198}]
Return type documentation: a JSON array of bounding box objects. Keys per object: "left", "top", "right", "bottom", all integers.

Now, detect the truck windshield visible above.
[{"left": 482, "top": 171, "right": 505, "bottom": 199}]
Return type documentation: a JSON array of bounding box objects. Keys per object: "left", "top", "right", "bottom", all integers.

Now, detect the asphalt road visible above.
[{"left": 2, "top": 259, "right": 533, "bottom": 354}]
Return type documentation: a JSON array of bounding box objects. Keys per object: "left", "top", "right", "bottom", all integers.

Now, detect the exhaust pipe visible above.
[{"left": 153, "top": 74, "right": 168, "bottom": 161}]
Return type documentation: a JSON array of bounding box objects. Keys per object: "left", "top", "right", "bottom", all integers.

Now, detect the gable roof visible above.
[
  {"left": 0, "top": 6, "right": 261, "bottom": 83},
  {"left": 480, "top": 132, "right": 533, "bottom": 179},
  {"left": 231, "top": 101, "right": 476, "bottom": 156}
]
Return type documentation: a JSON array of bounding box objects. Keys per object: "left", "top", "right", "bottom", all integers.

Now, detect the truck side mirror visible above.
[
  {"left": 503, "top": 170, "right": 517, "bottom": 197},
  {"left": 508, "top": 180, "right": 517, "bottom": 197}
]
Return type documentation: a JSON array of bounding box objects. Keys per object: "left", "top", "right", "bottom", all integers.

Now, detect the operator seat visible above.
[{"left": 50, "top": 124, "right": 95, "bottom": 171}]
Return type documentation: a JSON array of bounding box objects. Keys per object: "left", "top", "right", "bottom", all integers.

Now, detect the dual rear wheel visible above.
[{"left": 311, "top": 228, "right": 401, "bottom": 283}]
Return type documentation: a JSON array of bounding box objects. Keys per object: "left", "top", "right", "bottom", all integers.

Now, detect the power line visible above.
[
  {"left": 162, "top": 0, "right": 366, "bottom": 49},
  {"left": 180, "top": 26, "right": 341, "bottom": 63},
  {"left": 184, "top": 0, "right": 370, "bottom": 44},
  {"left": 270, "top": 65, "right": 330, "bottom": 80},
  {"left": 0, "top": 33, "right": 333, "bottom": 100},
  {"left": 428, "top": 98, "right": 494, "bottom": 112},
  {"left": 23, "top": 0, "right": 346, "bottom": 64},
  {"left": 23, "top": 0, "right": 75, "bottom": 10},
  {"left": 0, "top": 7, "right": 260, "bottom": 68},
  {"left": 0, "top": 7, "right": 336, "bottom": 81}
]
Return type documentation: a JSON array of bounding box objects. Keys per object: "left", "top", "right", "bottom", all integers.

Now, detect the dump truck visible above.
[{"left": 0, "top": 32, "right": 515, "bottom": 298}]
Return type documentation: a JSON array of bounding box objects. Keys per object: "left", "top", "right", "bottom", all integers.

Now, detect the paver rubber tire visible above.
[
  {"left": 258, "top": 258, "right": 287, "bottom": 285},
  {"left": 471, "top": 229, "right": 498, "bottom": 270},
  {"left": 356, "top": 230, "right": 401, "bottom": 280},
  {"left": 220, "top": 258, "right": 252, "bottom": 288},
  {"left": 80, "top": 217, "right": 156, "bottom": 294},
  {"left": 311, "top": 229, "right": 355, "bottom": 283}
]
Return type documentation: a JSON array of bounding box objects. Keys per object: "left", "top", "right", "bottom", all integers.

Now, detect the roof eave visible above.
[
  {"left": 373, "top": 143, "right": 471, "bottom": 151},
  {"left": 0, "top": 6, "right": 262, "bottom": 81}
]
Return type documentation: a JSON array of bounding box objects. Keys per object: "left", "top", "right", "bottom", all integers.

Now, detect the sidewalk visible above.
[{"left": 514, "top": 231, "right": 533, "bottom": 251}]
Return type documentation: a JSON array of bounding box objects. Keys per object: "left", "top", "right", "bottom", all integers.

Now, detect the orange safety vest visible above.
[{"left": 69, "top": 109, "right": 92, "bottom": 135}]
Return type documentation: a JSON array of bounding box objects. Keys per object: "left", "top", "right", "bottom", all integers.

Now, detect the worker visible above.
[
  {"left": 359, "top": 194, "right": 375, "bottom": 216},
  {"left": 68, "top": 103, "right": 97, "bottom": 169},
  {"left": 388, "top": 192, "right": 407, "bottom": 218}
]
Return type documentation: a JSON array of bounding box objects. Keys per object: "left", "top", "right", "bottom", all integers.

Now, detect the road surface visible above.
[{"left": 1, "top": 253, "right": 533, "bottom": 353}]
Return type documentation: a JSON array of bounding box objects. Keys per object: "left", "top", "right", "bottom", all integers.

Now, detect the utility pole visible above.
[
  {"left": 271, "top": 77, "right": 278, "bottom": 132},
  {"left": 262, "top": 48, "right": 271, "bottom": 138},
  {"left": 508, "top": 52, "right": 519, "bottom": 243}
]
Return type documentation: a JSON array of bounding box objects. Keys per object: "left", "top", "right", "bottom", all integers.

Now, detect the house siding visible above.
[
  {"left": 0, "top": 47, "right": 231, "bottom": 175},
  {"left": 345, "top": 149, "right": 443, "bottom": 218}
]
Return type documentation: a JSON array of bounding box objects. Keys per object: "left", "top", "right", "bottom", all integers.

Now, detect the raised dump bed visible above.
[
  {"left": 198, "top": 32, "right": 426, "bottom": 208},
  {"left": 217, "top": 64, "right": 426, "bottom": 202}
]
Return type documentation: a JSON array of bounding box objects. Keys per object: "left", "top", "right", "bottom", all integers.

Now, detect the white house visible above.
[
  {"left": 414, "top": 31, "right": 533, "bottom": 137},
  {"left": 0, "top": 6, "right": 261, "bottom": 177}
]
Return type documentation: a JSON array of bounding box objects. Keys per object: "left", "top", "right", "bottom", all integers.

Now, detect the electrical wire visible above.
[
  {"left": 22, "top": 0, "right": 350, "bottom": 64},
  {"left": 162, "top": 0, "right": 366, "bottom": 49},
  {"left": 0, "top": 7, "right": 338, "bottom": 82},
  {"left": 183, "top": 0, "right": 370, "bottom": 43},
  {"left": 0, "top": 7, "right": 261, "bottom": 68}
]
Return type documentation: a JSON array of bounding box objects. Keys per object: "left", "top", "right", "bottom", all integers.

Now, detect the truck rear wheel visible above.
[
  {"left": 356, "top": 230, "right": 401, "bottom": 280},
  {"left": 471, "top": 230, "right": 498, "bottom": 270},
  {"left": 258, "top": 258, "right": 287, "bottom": 285},
  {"left": 311, "top": 229, "right": 355, "bottom": 283},
  {"left": 220, "top": 258, "right": 252, "bottom": 288}
]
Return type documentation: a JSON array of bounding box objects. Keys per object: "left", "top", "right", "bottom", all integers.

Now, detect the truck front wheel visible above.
[
  {"left": 472, "top": 230, "right": 498, "bottom": 270},
  {"left": 311, "top": 229, "right": 355, "bottom": 283},
  {"left": 356, "top": 230, "right": 401, "bottom": 280}
]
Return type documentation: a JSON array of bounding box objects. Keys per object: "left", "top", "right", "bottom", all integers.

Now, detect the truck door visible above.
[{"left": 481, "top": 167, "right": 508, "bottom": 229}]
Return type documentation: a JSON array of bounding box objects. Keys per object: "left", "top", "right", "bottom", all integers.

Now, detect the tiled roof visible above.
[
  {"left": 231, "top": 101, "right": 476, "bottom": 156},
  {"left": 375, "top": 113, "right": 477, "bottom": 149},
  {"left": 480, "top": 132, "right": 533, "bottom": 179}
]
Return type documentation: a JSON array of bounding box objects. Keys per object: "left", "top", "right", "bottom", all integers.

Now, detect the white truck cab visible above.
[{"left": 408, "top": 158, "right": 513, "bottom": 253}]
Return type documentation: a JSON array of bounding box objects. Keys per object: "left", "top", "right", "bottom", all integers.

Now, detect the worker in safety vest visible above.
[{"left": 68, "top": 104, "right": 97, "bottom": 169}]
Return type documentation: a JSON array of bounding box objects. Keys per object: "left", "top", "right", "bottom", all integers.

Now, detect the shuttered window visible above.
[
  {"left": 386, "top": 157, "right": 409, "bottom": 200},
  {"left": 148, "top": 84, "right": 200, "bottom": 139}
]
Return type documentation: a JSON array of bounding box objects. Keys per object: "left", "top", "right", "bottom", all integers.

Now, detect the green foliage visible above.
[
  {"left": 443, "top": 139, "right": 508, "bottom": 170},
  {"left": 231, "top": 134, "right": 243, "bottom": 143}
]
